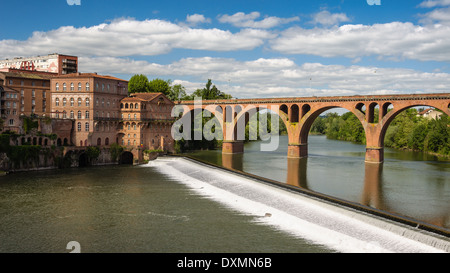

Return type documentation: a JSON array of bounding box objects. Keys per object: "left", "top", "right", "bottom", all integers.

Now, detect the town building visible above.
[
  {"left": 50, "top": 72, "right": 129, "bottom": 147},
  {"left": 50, "top": 72, "right": 175, "bottom": 157},
  {"left": 0, "top": 53, "right": 78, "bottom": 75},
  {"left": 417, "top": 108, "right": 443, "bottom": 120},
  {"left": 0, "top": 70, "right": 53, "bottom": 132},
  {"left": 119, "top": 92, "right": 175, "bottom": 154}
]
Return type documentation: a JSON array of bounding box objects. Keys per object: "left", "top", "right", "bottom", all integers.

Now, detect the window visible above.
[
  {"left": 77, "top": 122, "right": 81, "bottom": 132},
  {"left": 32, "top": 90, "right": 35, "bottom": 97},
  {"left": 102, "top": 84, "right": 105, "bottom": 91},
  {"left": 63, "top": 111, "right": 67, "bottom": 119},
  {"left": 56, "top": 111, "right": 60, "bottom": 118},
  {"left": 70, "top": 111, "right": 74, "bottom": 119},
  {"left": 102, "top": 98, "right": 104, "bottom": 107},
  {"left": 43, "top": 91, "right": 46, "bottom": 98},
  {"left": 78, "top": 98, "right": 82, "bottom": 106},
  {"left": 86, "top": 82, "right": 90, "bottom": 91},
  {"left": 20, "top": 80, "right": 24, "bottom": 86},
  {"left": 21, "top": 89, "right": 24, "bottom": 96},
  {"left": 55, "top": 98, "right": 59, "bottom": 106},
  {"left": 63, "top": 83, "right": 66, "bottom": 91},
  {"left": 55, "top": 83, "right": 59, "bottom": 91},
  {"left": 70, "top": 98, "right": 74, "bottom": 106},
  {"left": 85, "top": 111, "right": 90, "bottom": 119},
  {"left": 85, "top": 98, "right": 90, "bottom": 107},
  {"left": 85, "top": 122, "right": 90, "bottom": 132},
  {"left": 78, "top": 82, "right": 82, "bottom": 91},
  {"left": 77, "top": 111, "right": 82, "bottom": 119},
  {"left": 9, "top": 119, "right": 14, "bottom": 125},
  {"left": 63, "top": 98, "right": 66, "bottom": 106},
  {"left": 70, "top": 83, "right": 74, "bottom": 91}
]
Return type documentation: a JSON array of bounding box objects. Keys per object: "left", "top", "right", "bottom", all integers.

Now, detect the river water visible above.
[{"left": 0, "top": 135, "right": 448, "bottom": 253}]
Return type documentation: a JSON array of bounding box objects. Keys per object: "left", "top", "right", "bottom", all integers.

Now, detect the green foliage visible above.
[
  {"left": 128, "top": 74, "right": 149, "bottom": 93},
  {"left": 109, "top": 143, "right": 124, "bottom": 162},
  {"left": 313, "top": 108, "right": 450, "bottom": 157},
  {"left": 185, "top": 79, "right": 232, "bottom": 100},
  {"left": 147, "top": 78, "right": 171, "bottom": 95},
  {"left": 7, "top": 145, "right": 41, "bottom": 166},
  {"left": 86, "top": 146, "right": 100, "bottom": 160},
  {"left": 22, "top": 116, "right": 39, "bottom": 134}
]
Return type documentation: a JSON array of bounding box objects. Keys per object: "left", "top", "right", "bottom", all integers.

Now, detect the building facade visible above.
[
  {"left": 0, "top": 71, "right": 52, "bottom": 132},
  {"left": 50, "top": 72, "right": 175, "bottom": 157},
  {"left": 0, "top": 53, "right": 78, "bottom": 75},
  {"left": 119, "top": 92, "right": 175, "bottom": 153},
  {"left": 51, "top": 72, "right": 129, "bottom": 147}
]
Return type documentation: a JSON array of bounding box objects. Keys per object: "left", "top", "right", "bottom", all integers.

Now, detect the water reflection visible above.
[
  {"left": 286, "top": 158, "right": 308, "bottom": 188},
  {"left": 360, "top": 163, "right": 384, "bottom": 210}
]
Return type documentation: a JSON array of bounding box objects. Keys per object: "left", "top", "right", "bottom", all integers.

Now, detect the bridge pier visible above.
[
  {"left": 222, "top": 141, "right": 244, "bottom": 154},
  {"left": 365, "top": 147, "right": 384, "bottom": 164},
  {"left": 287, "top": 143, "right": 308, "bottom": 158}
]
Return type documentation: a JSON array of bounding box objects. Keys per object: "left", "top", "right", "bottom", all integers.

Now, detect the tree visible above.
[
  {"left": 187, "top": 79, "right": 232, "bottom": 100},
  {"left": 128, "top": 74, "right": 149, "bottom": 93},
  {"left": 167, "top": 84, "right": 188, "bottom": 101},
  {"left": 147, "top": 78, "right": 170, "bottom": 95}
]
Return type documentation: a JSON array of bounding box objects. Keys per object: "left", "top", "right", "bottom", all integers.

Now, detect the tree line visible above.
[
  {"left": 128, "top": 74, "right": 231, "bottom": 101},
  {"left": 310, "top": 109, "right": 450, "bottom": 157}
]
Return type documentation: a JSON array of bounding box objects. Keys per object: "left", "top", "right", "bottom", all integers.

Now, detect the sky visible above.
[{"left": 1, "top": 0, "right": 450, "bottom": 99}]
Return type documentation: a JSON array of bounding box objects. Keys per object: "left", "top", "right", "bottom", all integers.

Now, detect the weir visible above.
[{"left": 148, "top": 156, "right": 449, "bottom": 253}]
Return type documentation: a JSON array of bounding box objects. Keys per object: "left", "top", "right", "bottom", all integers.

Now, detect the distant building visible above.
[
  {"left": 417, "top": 108, "right": 443, "bottom": 120},
  {"left": 0, "top": 71, "right": 52, "bottom": 132},
  {"left": 0, "top": 53, "right": 78, "bottom": 75}
]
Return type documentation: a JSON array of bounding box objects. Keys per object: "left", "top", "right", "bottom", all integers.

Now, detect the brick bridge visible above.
[{"left": 175, "top": 93, "right": 450, "bottom": 163}]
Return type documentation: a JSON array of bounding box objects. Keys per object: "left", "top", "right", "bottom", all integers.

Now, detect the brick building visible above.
[
  {"left": 51, "top": 72, "right": 129, "bottom": 147},
  {"left": 119, "top": 92, "right": 174, "bottom": 153},
  {"left": 0, "top": 70, "right": 53, "bottom": 132}
]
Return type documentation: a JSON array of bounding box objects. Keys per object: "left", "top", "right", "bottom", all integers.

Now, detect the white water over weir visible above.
[{"left": 146, "top": 157, "right": 450, "bottom": 253}]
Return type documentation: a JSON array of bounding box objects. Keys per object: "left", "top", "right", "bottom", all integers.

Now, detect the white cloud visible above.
[
  {"left": 0, "top": 18, "right": 272, "bottom": 59},
  {"left": 218, "top": 12, "right": 300, "bottom": 29},
  {"left": 186, "top": 14, "right": 211, "bottom": 26},
  {"left": 419, "top": 0, "right": 450, "bottom": 8},
  {"left": 419, "top": 6, "right": 450, "bottom": 25},
  {"left": 310, "top": 10, "right": 350, "bottom": 26},
  {"left": 271, "top": 22, "right": 450, "bottom": 62},
  {"left": 79, "top": 56, "right": 450, "bottom": 98}
]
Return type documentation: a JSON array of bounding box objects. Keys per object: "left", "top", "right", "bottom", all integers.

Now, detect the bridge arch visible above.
[{"left": 377, "top": 103, "right": 450, "bottom": 149}]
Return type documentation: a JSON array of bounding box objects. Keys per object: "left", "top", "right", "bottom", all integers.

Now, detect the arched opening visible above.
[
  {"left": 300, "top": 107, "right": 366, "bottom": 145},
  {"left": 381, "top": 102, "right": 393, "bottom": 119},
  {"left": 119, "top": 151, "right": 134, "bottom": 164},
  {"left": 79, "top": 153, "right": 89, "bottom": 167},
  {"left": 367, "top": 102, "right": 379, "bottom": 123},
  {"left": 280, "top": 104, "right": 288, "bottom": 116},
  {"left": 381, "top": 105, "right": 449, "bottom": 154},
  {"left": 356, "top": 103, "right": 366, "bottom": 115},
  {"left": 57, "top": 138, "right": 62, "bottom": 146},
  {"left": 97, "top": 138, "right": 102, "bottom": 146},
  {"left": 63, "top": 138, "right": 68, "bottom": 146},
  {"left": 290, "top": 104, "right": 299, "bottom": 123},
  {"left": 301, "top": 104, "right": 311, "bottom": 119},
  {"left": 105, "top": 137, "right": 109, "bottom": 146}
]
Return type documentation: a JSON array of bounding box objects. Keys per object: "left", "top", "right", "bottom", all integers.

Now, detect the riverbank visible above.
[{"left": 150, "top": 156, "right": 450, "bottom": 252}]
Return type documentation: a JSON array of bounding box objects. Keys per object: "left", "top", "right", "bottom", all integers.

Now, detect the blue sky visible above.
[{"left": 1, "top": 0, "right": 450, "bottom": 98}]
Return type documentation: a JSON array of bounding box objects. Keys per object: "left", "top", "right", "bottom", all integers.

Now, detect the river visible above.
[{"left": 0, "top": 135, "right": 448, "bottom": 253}]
